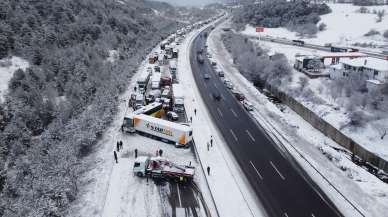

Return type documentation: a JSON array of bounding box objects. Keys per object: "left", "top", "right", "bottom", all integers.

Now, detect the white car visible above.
[
  {"left": 243, "top": 100, "right": 254, "bottom": 111},
  {"left": 167, "top": 111, "right": 179, "bottom": 121},
  {"left": 225, "top": 81, "right": 233, "bottom": 89}
]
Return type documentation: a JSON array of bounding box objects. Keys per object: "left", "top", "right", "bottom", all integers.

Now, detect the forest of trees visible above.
[
  {"left": 232, "top": 0, "right": 331, "bottom": 35},
  {"left": 221, "top": 32, "right": 292, "bottom": 88},
  {"left": 0, "top": 0, "right": 186, "bottom": 216}
]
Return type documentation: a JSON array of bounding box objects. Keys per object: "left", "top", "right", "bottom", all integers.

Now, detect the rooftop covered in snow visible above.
[{"left": 340, "top": 57, "right": 388, "bottom": 72}]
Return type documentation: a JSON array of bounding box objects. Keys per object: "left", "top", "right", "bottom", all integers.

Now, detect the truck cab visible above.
[
  {"left": 133, "top": 156, "right": 149, "bottom": 177},
  {"left": 135, "top": 93, "right": 144, "bottom": 110}
]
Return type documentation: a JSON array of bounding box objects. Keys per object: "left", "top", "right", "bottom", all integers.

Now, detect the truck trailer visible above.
[
  {"left": 172, "top": 84, "right": 185, "bottom": 113},
  {"left": 122, "top": 114, "right": 193, "bottom": 146},
  {"left": 133, "top": 156, "right": 195, "bottom": 182},
  {"left": 151, "top": 73, "right": 161, "bottom": 89}
]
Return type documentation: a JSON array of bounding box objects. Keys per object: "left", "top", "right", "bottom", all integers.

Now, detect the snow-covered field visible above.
[
  {"left": 0, "top": 56, "right": 29, "bottom": 102},
  {"left": 208, "top": 20, "right": 388, "bottom": 217},
  {"left": 242, "top": 3, "right": 388, "bottom": 50},
  {"left": 246, "top": 36, "right": 388, "bottom": 162}
]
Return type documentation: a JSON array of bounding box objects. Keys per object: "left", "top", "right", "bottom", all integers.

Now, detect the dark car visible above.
[
  {"left": 234, "top": 93, "right": 245, "bottom": 101},
  {"left": 212, "top": 92, "right": 221, "bottom": 101},
  {"left": 204, "top": 73, "right": 210, "bottom": 80}
]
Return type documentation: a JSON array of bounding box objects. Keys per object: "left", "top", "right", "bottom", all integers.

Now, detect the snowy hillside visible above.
[
  {"left": 242, "top": 3, "right": 388, "bottom": 49},
  {"left": 0, "top": 57, "right": 29, "bottom": 102}
]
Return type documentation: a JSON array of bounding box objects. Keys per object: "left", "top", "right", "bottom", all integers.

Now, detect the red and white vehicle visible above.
[{"left": 133, "top": 156, "right": 195, "bottom": 182}]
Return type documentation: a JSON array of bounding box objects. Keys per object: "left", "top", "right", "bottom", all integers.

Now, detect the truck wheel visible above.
[{"left": 137, "top": 172, "right": 143, "bottom": 177}]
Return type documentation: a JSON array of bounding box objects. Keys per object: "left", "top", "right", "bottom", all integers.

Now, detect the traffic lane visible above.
[
  {"left": 192, "top": 35, "right": 342, "bottom": 216},
  {"left": 168, "top": 182, "right": 200, "bottom": 217}
]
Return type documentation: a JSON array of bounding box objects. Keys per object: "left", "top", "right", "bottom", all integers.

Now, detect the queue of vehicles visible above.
[
  {"left": 202, "top": 44, "right": 255, "bottom": 112},
  {"left": 129, "top": 14, "right": 225, "bottom": 183}
]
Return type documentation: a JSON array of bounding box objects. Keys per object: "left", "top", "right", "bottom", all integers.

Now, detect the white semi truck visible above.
[
  {"left": 172, "top": 84, "right": 185, "bottom": 113},
  {"left": 151, "top": 73, "right": 161, "bottom": 89},
  {"left": 137, "top": 70, "right": 151, "bottom": 93},
  {"left": 133, "top": 156, "right": 195, "bottom": 182},
  {"left": 122, "top": 113, "right": 193, "bottom": 147}
]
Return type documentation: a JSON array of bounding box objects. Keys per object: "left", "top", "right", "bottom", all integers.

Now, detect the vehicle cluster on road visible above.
[
  {"left": 120, "top": 15, "right": 222, "bottom": 184},
  {"left": 200, "top": 46, "right": 255, "bottom": 112}
]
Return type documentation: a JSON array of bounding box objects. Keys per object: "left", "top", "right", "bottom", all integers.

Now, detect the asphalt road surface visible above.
[{"left": 189, "top": 25, "right": 344, "bottom": 217}]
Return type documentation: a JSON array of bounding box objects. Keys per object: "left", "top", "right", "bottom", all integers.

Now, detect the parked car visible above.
[
  {"left": 204, "top": 73, "right": 211, "bottom": 80},
  {"left": 211, "top": 60, "right": 217, "bottom": 66},
  {"left": 234, "top": 92, "right": 245, "bottom": 101},
  {"left": 217, "top": 70, "right": 224, "bottom": 77},
  {"left": 243, "top": 100, "right": 253, "bottom": 111},
  {"left": 166, "top": 111, "right": 179, "bottom": 121}
]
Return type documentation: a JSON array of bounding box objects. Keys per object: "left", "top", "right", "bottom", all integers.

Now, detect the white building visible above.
[{"left": 329, "top": 57, "right": 388, "bottom": 90}]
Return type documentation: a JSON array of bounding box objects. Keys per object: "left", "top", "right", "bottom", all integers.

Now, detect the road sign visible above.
[{"left": 256, "top": 27, "right": 264, "bottom": 32}]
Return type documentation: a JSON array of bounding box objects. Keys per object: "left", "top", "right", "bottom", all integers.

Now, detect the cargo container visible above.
[{"left": 122, "top": 114, "right": 193, "bottom": 146}]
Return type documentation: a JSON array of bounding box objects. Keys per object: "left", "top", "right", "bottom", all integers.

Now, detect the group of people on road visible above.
[
  {"left": 155, "top": 149, "right": 163, "bottom": 157},
  {"left": 113, "top": 140, "right": 124, "bottom": 163}
]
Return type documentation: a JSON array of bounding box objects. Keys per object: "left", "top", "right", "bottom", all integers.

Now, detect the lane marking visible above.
[
  {"left": 284, "top": 213, "right": 289, "bottom": 217},
  {"left": 231, "top": 108, "right": 238, "bottom": 117},
  {"left": 176, "top": 183, "right": 182, "bottom": 207},
  {"left": 246, "top": 130, "right": 255, "bottom": 142},
  {"left": 214, "top": 83, "right": 218, "bottom": 89},
  {"left": 217, "top": 107, "right": 223, "bottom": 117},
  {"left": 270, "top": 161, "right": 285, "bottom": 180},
  {"left": 311, "top": 214, "right": 316, "bottom": 217},
  {"left": 230, "top": 129, "right": 238, "bottom": 141},
  {"left": 249, "top": 161, "right": 263, "bottom": 180}
]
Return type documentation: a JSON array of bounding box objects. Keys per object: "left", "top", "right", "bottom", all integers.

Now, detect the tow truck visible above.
[{"left": 133, "top": 156, "right": 195, "bottom": 183}]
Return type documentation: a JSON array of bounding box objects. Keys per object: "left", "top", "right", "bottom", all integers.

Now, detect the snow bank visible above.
[
  {"left": 241, "top": 3, "right": 388, "bottom": 49},
  {"left": 255, "top": 38, "right": 388, "bottom": 161},
  {"left": 0, "top": 56, "right": 29, "bottom": 102}
]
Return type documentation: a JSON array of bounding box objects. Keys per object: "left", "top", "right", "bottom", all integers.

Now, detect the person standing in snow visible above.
[
  {"left": 194, "top": 109, "right": 197, "bottom": 116},
  {"left": 210, "top": 138, "right": 213, "bottom": 147},
  {"left": 114, "top": 151, "right": 118, "bottom": 163},
  {"left": 120, "top": 140, "right": 123, "bottom": 150},
  {"left": 156, "top": 149, "right": 159, "bottom": 156},
  {"left": 116, "top": 141, "right": 120, "bottom": 152},
  {"left": 134, "top": 148, "right": 138, "bottom": 158},
  {"left": 207, "top": 166, "right": 210, "bottom": 176},
  {"left": 159, "top": 149, "right": 163, "bottom": 157}
]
